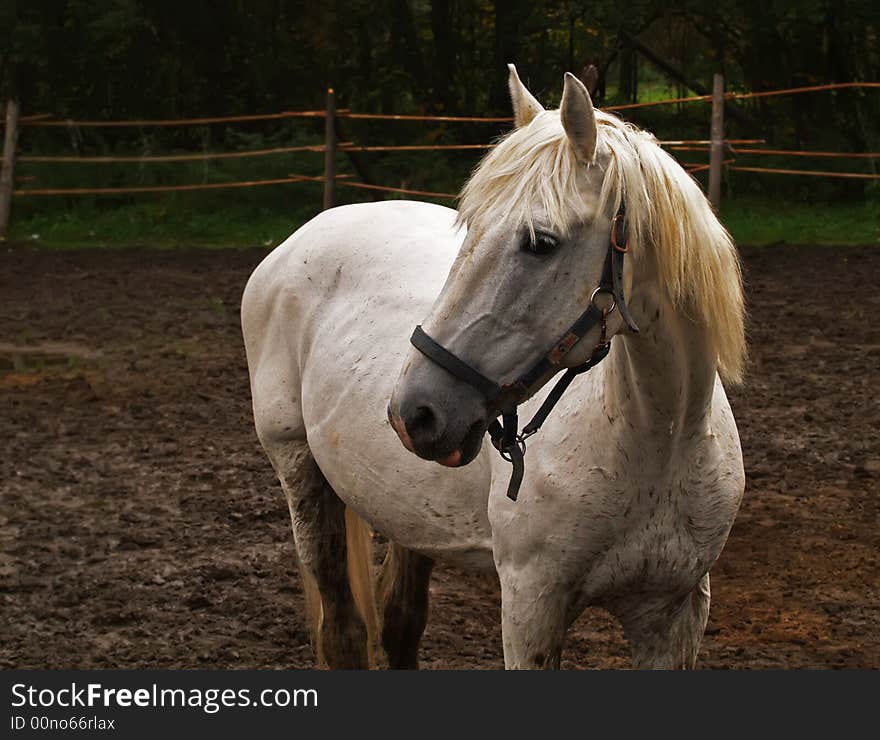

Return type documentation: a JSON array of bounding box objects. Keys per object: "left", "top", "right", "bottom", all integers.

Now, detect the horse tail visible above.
[
  {"left": 300, "top": 507, "right": 378, "bottom": 668},
  {"left": 299, "top": 565, "right": 323, "bottom": 661},
  {"left": 345, "top": 507, "right": 379, "bottom": 665}
]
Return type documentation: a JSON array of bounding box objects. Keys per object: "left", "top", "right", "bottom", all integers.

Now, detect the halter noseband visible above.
[{"left": 410, "top": 202, "right": 638, "bottom": 502}]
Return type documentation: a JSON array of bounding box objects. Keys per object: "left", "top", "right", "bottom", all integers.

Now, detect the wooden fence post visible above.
[
  {"left": 708, "top": 73, "right": 724, "bottom": 210},
  {"left": 323, "top": 87, "right": 336, "bottom": 210},
  {"left": 0, "top": 99, "right": 20, "bottom": 240}
]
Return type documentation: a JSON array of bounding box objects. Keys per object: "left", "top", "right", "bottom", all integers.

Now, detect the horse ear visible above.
[
  {"left": 560, "top": 72, "right": 598, "bottom": 162},
  {"left": 508, "top": 64, "right": 544, "bottom": 128}
]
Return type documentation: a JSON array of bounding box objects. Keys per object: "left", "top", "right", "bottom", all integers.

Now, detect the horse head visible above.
[{"left": 389, "top": 66, "right": 636, "bottom": 469}]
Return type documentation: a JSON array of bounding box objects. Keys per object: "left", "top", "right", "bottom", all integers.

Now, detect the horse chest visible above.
[
  {"left": 496, "top": 433, "right": 738, "bottom": 602},
  {"left": 586, "top": 482, "right": 716, "bottom": 599}
]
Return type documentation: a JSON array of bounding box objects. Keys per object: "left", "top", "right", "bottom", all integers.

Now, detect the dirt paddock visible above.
[{"left": 1, "top": 243, "right": 877, "bottom": 669}]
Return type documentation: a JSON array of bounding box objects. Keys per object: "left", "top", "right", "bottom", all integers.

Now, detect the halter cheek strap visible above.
[{"left": 410, "top": 202, "right": 638, "bottom": 501}]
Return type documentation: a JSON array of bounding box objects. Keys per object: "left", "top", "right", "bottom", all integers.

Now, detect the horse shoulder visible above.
[{"left": 679, "top": 379, "right": 745, "bottom": 552}]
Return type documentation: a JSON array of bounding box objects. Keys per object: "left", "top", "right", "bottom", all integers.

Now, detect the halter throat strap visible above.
[{"left": 409, "top": 202, "right": 637, "bottom": 501}]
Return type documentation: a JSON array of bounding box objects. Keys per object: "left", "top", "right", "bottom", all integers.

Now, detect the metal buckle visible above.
[
  {"left": 499, "top": 380, "right": 529, "bottom": 404},
  {"left": 590, "top": 286, "right": 616, "bottom": 314},
  {"left": 611, "top": 213, "right": 628, "bottom": 253},
  {"left": 499, "top": 433, "right": 529, "bottom": 461},
  {"left": 598, "top": 307, "right": 610, "bottom": 349},
  {"left": 548, "top": 333, "right": 579, "bottom": 364}
]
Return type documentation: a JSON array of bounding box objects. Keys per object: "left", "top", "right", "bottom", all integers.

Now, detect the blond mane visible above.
[{"left": 457, "top": 109, "right": 746, "bottom": 384}]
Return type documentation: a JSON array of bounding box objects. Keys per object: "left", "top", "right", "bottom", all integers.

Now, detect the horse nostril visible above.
[
  {"left": 411, "top": 405, "right": 436, "bottom": 431},
  {"left": 404, "top": 402, "right": 443, "bottom": 445}
]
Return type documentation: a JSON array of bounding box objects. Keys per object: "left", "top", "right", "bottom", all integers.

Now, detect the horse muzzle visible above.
[{"left": 387, "top": 369, "right": 489, "bottom": 467}]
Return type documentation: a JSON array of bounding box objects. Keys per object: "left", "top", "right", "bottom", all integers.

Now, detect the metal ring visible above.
[{"left": 590, "top": 287, "right": 617, "bottom": 314}]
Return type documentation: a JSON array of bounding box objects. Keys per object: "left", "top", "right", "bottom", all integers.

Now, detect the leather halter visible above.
[{"left": 410, "top": 203, "right": 639, "bottom": 501}]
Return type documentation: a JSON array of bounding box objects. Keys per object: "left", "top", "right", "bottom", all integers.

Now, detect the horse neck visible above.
[{"left": 604, "top": 258, "right": 717, "bottom": 442}]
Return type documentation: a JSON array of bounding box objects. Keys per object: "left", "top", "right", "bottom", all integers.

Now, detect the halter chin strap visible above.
[{"left": 410, "top": 202, "right": 638, "bottom": 501}]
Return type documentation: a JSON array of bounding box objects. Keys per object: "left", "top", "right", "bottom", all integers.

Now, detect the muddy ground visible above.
[{"left": 1, "top": 243, "right": 877, "bottom": 669}]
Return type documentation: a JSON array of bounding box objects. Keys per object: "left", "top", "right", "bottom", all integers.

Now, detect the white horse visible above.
[{"left": 241, "top": 66, "right": 746, "bottom": 670}]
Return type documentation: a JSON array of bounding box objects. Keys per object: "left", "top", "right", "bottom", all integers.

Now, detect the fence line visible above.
[
  {"left": 7, "top": 81, "right": 877, "bottom": 130},
  {"left": 336, "top": 180, "right": 457, "bottom": 199},
  {"left": 4, "top": 79, "right": 877, "bottom": 214},
  {"left": 730, "top": 81, "right": 880, "bottom": 100},
  {"left": 12, "top": 109, "right": 503, "bottom": 127},
  {"left": 669, "top": 145, "right": 879, "bottom": 158},
  {"left": 605, "top": 81, "right": 880, "bottom": 112},
  {"left": 685, "top": 159, "right": 735, "bottom": 175},
  {"left": 339, "top": 112, "right": 512, "bottom": 123},
  {"left": 13, "top": 173, "right": 353, "bottom": 197},
  {"left": 19, "top": 113, "right": 52, "bottom": 124},
  {"left": 17, "top": 139, "right": 768, "bottom": 165},
  {"left": 726, "top": 166, "right": 880, "bottom": 180},
  {"left": 606, "top": 94, "right": 715, "bottom": 111},
  {"left": 18, "top": 144, "right": 333, "bottom": 163},
  {"left": 661, "top": 138, "right": 766, "bottom": 146},
  {"left": 14, "top": 160, "right": 875, "bottom": 196},
  {"left": 727, "top": 147, "right": 880, "bottom": 159},
  {"left": 339, "top": 143, "right": 494, "bottom": 152},
  {"left": 342, "top": 139, "right": 767, "bottom": 153},
  {"left": 17, "top": 110, "right": 334, "bottom": 127}
]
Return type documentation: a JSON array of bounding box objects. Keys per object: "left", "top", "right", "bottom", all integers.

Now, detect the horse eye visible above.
[{"left": 524, "top": 232, "right": 558, "bottom": 256}]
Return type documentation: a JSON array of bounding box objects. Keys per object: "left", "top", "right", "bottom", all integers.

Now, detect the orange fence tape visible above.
[
  {"left": 660, "top": 138, "right": 766, "bottom": 146},
  {"left": 13, "top": 173, "right": 352, "bottom": 196},
  {"left": 15, "top": 139, "right": 772, "bottom": 164},
  {"left": 336, "top": 181, "right": 457, "bottom": 199},
  {"left": 339, "top": 112, "right": 512, "bottom": 123},
  {"left": 729, "top": 147, "right": 880, "bottom": 159},
  {"left": 19, "top": 110, "right": 336, "bottom": 127},
  {"left": 606, "top": 95, "right": 713, "bottom": 111},
  {"left": 18, "top": 144, "right": 327, "bottom": 163},
  {"left": 684, "top": 159, "right": 735, "bottom": 174},
  {"left": 731, "top": 81, "right": 880, "bottom": 100},
  {"left": 343, "top": 139, "right": 766, "bottom": 153},
  {"left": 339, "top": 143, "right": 494, "bottom": 152},
  {"left": 727, "top": 165, "right": 880, "bottom": 180},
  {"left": 669, "top": 145, "right": 879, "bottom": 158},
  {"left": 19, "top": 113, "right": 52, "bottom": 123},
  {"left": 606, "top": 81, "right": 880, "bottom": 111}
]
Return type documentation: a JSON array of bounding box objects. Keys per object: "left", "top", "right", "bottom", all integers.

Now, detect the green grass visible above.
[
  {"left": 4, "top": 194, "right": 878, "bottom": 250},
  {"left": 605, "top": 80, "right": 682, "bottom": 105},
  {"left": 6, "top": 199, "right": 318, "bottom": 249},
  {"left": 720, "top": 197, "right": 879, "bottom": 246}
]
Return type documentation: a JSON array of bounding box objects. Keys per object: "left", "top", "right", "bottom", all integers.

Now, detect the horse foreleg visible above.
[
  {"left": 617, "top": 572, "right": 711, "bottom": 670},
  {"left": 498, "top": 563, "right": 571, "bottom": 670},
  {"left": 274, "top": 441, "right": 373, "bottom": 669},
  {"left": 377, "top": 543, "right": 434, "bottom": 669}
]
